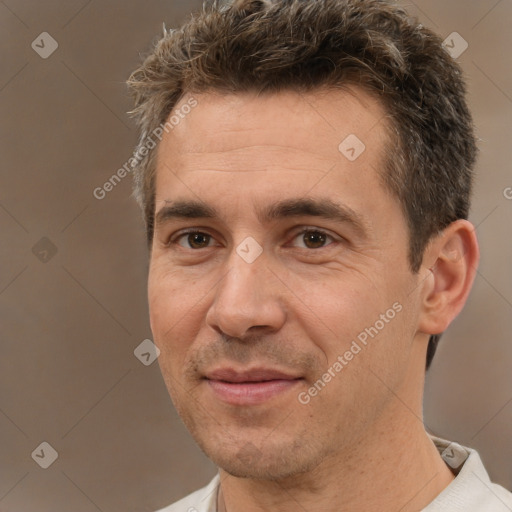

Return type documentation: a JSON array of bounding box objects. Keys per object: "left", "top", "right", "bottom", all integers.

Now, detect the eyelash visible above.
[{"left": 167, "top": 228, "right": 337, "bottom": 250}]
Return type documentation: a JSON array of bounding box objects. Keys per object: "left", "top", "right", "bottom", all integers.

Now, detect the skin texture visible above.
[{"left": 148, "top": 87, "right": 479, "bottom": 512}]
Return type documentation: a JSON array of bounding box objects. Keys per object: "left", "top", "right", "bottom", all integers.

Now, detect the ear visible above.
[{"left": 417, "top": 219, "right": 480, "bottom": 336}]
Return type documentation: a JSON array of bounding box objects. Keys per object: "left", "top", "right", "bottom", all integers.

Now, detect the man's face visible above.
[{"left": 148, "top": 88, "right": 426, "bottom": 479}]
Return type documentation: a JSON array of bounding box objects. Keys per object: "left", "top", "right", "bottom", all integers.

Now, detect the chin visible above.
[
  {"left": 174, "top": 393, "right": 333, "bottom": 480},
  {"left": 198, "top": 434, "right": 326, "bottom": 481}
]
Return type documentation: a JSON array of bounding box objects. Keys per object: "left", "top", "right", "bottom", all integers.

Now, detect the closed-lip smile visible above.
[{"left": 204, "top": 367, "right": 303, "bottom": 405}]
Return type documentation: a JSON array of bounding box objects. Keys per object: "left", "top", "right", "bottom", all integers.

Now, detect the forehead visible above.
[
  {"left": 153, "top": 87, "right": 393, "bottom": 219},
  {"left": 159, "top": 86, "right": 388, "bottom": 162}
]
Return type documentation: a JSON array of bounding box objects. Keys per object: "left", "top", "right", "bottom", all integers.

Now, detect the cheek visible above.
[
  {"left": 147, "top": 266, "right": 202, "bottom": 360},
  {"left": 148, "top": 275, "right": 173, "bottom": 340},
  {"left": 305, "top": 278, "right": 385, "bottom": 348},
  {"left": 148, "top": 277, "right": 198, "bottom": 399},
  {"left": 307, "top": 271, "right": 412, "bottom": 379},
  {"left": 149, "top": 260, "right": 195, "bottom": 324}
]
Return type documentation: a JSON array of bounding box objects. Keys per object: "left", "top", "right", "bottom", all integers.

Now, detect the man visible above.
[{"left": 127, "top": 0, "right": 512, "bottom": 510}]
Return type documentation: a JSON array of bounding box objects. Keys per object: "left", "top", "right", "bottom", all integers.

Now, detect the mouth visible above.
[{"left": 204, "top": 367, "right": 303, "bottom": 406}]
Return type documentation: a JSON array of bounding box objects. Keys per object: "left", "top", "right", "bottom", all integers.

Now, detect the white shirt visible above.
[{"left": 155, "top": 436, "right": 512, "bottom": 512}]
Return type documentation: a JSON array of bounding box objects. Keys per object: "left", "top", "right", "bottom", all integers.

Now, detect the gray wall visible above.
[{"left": 1, "top": 1, "right": 511, "bottom": 511}]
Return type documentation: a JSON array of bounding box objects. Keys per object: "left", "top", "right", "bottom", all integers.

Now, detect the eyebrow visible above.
[{"left": 155, "top": 197, "right": 369, "bottom": 237}]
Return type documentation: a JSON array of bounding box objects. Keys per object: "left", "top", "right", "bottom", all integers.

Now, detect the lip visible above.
[{"left": 204, "top": 367, "right": 303, "bottom": 406}]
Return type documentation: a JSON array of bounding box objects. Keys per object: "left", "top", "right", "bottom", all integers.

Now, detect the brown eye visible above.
[
  {"left": 176, "top": 232, "right": 213, "bottom": 249},
  {"left": 292, "top": 229, "right": 333, "bottom": 249}
]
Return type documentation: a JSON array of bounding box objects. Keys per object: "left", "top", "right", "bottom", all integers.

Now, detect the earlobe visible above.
[{"left": 417, "top": 219, "right": 480, "bottom": 336}]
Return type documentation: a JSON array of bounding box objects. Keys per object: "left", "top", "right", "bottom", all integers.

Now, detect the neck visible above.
[
  {"left": 218, "top": 421, "right": 453, "bottom": 512},
  {"left": 217, "top": 356, "right": 454, "bottom": 512}
]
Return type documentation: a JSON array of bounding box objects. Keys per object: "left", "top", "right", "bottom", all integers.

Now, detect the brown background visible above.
[{"left": 1, "top": 1, "right": 511, "bottom": 511}]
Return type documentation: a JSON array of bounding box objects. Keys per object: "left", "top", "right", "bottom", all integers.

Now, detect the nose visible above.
[{"left": 205, "top": 246, "right": 286, "bottom": 339}]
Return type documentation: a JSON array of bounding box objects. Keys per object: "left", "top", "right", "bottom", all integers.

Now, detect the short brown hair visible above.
[{"left": 127, "top": 0, "right": 477, "bottom": 368}]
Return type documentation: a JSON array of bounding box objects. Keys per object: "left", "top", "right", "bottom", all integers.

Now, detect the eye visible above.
[
  {"left": 167, "top": 228, "right": 337, "bottom": 251},
  {"left": 290, "top": 229, "right": 336, "bottom": 249},
  {"left": 172, "top": 230, "right": 216, "bottom": 249}
]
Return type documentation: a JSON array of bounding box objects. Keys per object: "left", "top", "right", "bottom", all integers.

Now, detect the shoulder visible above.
[
  {"left": 154, "top": 474, "right": 220, "bottom": 512},
  {"left": 425, "top": 436, "right": 512, "bottom": 511}
]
